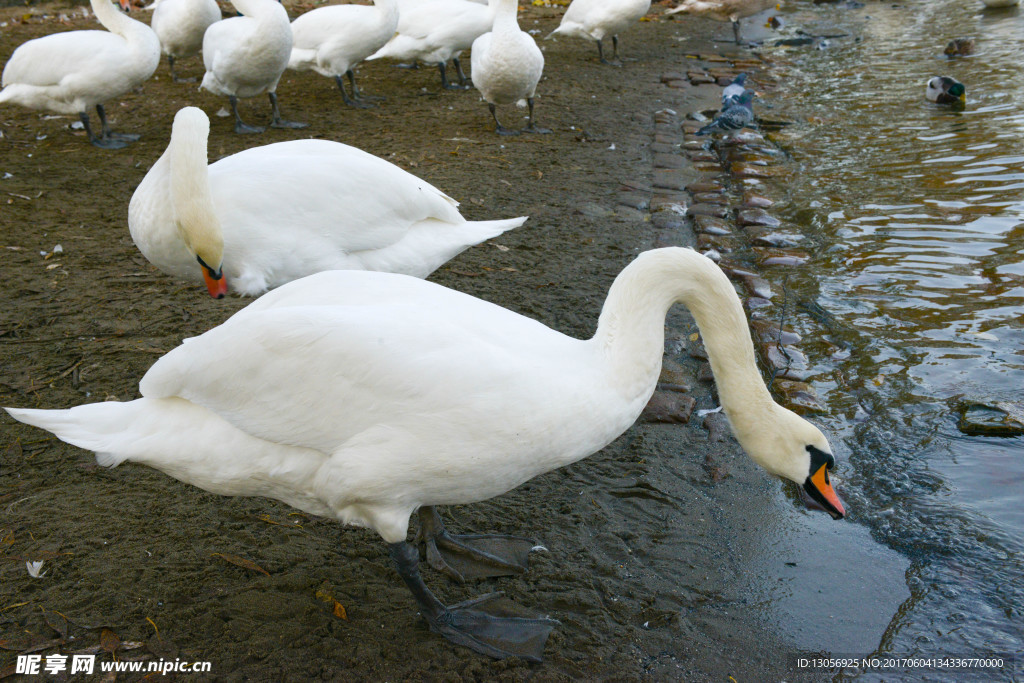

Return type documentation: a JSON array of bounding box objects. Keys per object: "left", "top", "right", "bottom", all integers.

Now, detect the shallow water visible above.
[{"left": 764, "top": 0, "right": 1024, "bottom": 674}]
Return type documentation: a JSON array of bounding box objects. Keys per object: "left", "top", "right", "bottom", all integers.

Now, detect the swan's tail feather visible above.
[
  {"left": 5, "top": 403, "right": 139, "bottom": 467},
  {"left": 464, "top": 215, "right": 528, "bottom": 242}
]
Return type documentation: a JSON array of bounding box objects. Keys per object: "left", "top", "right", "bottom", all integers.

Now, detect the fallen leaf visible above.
[
  {"left": 211, "top": 552, "right": 269, "bottom": 576},
  {"left": 100, "top": 628, "right": 120, "bottom": 654},
  {"left": 332, "top": 601, "right": 347, "bottom": 620},
  {"left": 42, "top": 608, "right": 69, "bottom": 639}
]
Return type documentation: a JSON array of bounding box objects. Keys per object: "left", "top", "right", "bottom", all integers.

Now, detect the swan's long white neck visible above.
[
  {"left": 168, "top": 108, "right": 223, "bottom": 267},
  {"left": 593, "top": 248, "right": 775, "bottom": 445},
  {"left": 492, "top": 0, "right": 520, "bottom": 32},
  {"left": 90, "top": 0, "right": 148, "bottom": 41}
]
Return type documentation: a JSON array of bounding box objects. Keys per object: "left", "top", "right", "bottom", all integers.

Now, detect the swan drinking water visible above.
[
  {"left": 128, "top": 107, "right": 526, "bottom": 297},
  {"left": 5, "top": 247, "right": 845, "bottom": 661},
  {"left": 0, "top": 0, "right": 160, "bottom": 148}
]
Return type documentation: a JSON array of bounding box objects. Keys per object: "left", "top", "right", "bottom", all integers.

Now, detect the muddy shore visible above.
[{"left": 1, "top": 2, "right": 907, "bottom": 680}]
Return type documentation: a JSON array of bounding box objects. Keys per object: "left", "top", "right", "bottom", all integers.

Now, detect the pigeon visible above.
[
  {"left": 697, "top": 90, "right": 754, "bottom": 136},
  {"left": 721, "top": 72, "right": 748, "bottom": 108}
]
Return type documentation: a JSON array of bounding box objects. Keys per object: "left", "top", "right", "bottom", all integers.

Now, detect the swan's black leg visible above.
[
  {"left": 229, "top": 96, "right": 265, "bottom": 134},
  {"left": 486, "top": 103, "right": 520, "bottom": 137},
  {"left": 452, "top": 56, "right": 471, "bottom": 88},
  {"left": 268, "top": 92, "right": 308, "bottom": 129},
  {"left": 415, "top": 506, "right": 536, "bottom": 581},
  {"left": 524, "top": 98, "right": 552, "bottom": 134},
  {"left": 389, "top": 541, "right": 557, "bottom": 661},
  {"left": 168, "top": 55, "right": 197, "bottom": 83},
  {"left": 333, "top": 74, "right": 373, "bottom": 108},
  {"left": 79, "top": 111, "right": 127, "bottom": 149},
  {"left": 597, "top": 38, "right": 622, "bottom": 67}
]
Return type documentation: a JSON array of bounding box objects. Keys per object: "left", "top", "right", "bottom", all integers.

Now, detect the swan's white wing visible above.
[
  {"left": 2, "top": 32, "right": 127, "bottom": 87},
  {"left": 209, "top": 139, "right": 464, "bottom": 254},
  {"left": 139, "top": 271, "right": 577, "bottom": 456}
]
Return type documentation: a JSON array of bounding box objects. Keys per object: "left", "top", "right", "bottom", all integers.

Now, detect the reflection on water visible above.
[{"left": 763, "top": 0, "right": 1024, "bottom": 671}]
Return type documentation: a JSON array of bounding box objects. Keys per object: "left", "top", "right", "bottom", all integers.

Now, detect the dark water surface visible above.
[{"left": 762, "top": 0, "right": 1024, "bottom": 676}]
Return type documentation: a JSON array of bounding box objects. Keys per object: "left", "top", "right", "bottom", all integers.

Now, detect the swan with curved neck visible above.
[
  {"left": 5, "top": 247, "right": 845, "bottom": 661},
  {"left": 0, "top": 0, "right": 160, "bottom": 148},
  {"left": 128, "top": 106, "right": 527, "bottom": 297},
  {"left": 287, "top": 0, "right": 399, "bottom": 107},
  {"left": 200, "top": 0, "right": 306, "bottom": 133}
]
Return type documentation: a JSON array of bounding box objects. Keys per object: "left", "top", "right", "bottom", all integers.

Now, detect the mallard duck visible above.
[
  {"left": 926, "top": 76, "right": 966, "bottom": 104},
  {"left": 943, "top": 37, "right": 975, "bottom": 57},
  {"left": 6, "top": 247, "right": 845, "bottom": 661}
]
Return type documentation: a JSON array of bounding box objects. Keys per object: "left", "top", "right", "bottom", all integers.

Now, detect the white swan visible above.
[
  {"left": 547, "top": 0, "right": 651, "bottom": 65},
  {"left": 128, "top": 107, "right": 527, "bottom": 297},
  {"left": 287, "top": 0, "right": 399, "bottom": 107},
  {"left": 0, "top": 0, "right": 160, "bottom": 148},
  {"left": 664, "top": 0, "right": 778, "bottom": 45},
  {"left": 200, "top": 0, "right": 305, "bottom": 133},
  {"left": 5, "top": 247, "right": 845, "bottom": 662},
  {"left": 367, "top": 0, "right": 497, "bottom": 90},
  {"left": 470, "top": 0, "right": 550, "bottom": 135},
  {"left": 148, "top": 0, "right": 222, "bottom": 82}
]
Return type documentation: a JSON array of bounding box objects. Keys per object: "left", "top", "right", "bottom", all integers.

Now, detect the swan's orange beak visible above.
[
  {"left": 198, "top": 259, "right": 228, "bottom": 299},
  {"left": 118, "top": 0, "right": 132, "bottom": 12},
  {"left": 804, "top": 462, "right": 846, "bottom": 520}
]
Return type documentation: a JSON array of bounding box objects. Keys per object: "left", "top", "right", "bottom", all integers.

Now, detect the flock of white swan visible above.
[{"left": 1, "top": 0, "right": 849, "bottom": 663}]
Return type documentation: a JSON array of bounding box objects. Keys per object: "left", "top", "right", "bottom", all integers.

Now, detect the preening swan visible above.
[
  {"left": 470, "top": 0, "right": 550, "bottom": 134},
  {"left": 200, "top": 0, "right": 306, "bottom": 133},
  {"left": 664, "top": 0, "right": 778, "bottom": 45},
  {"left": 6, "top": 247, "right": 845, "bottom": 662},
  {"left": 148, "top": 0, "right": 222, "bottom": 82},
  {"left": 128, "top": 107, "right": 526, "bottom": 297},
  {"left": 0, "top": 0, "right": 160, "bottom": 148},
  {"left": 287, "top": 0, "right": 399, "bottom": 107},
  {"left": 367, "top": 0, "right": 497, "bottom": 90},
  {"left": 547, "top": 0, "right": 651, "bottom": 66}
]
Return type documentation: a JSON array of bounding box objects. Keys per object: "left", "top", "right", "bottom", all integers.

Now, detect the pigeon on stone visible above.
[
  {"left": 697, "top": 90, "right": 754, "bottom": 136},
  {"left": 721, "top": 72, "right": 748, "bottom": 108}
]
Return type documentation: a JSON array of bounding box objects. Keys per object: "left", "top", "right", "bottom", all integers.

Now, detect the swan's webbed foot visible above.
[
  {"left": 524, "top": 99, "right": 552, "bottom": 134},
  {"left": 596, "top": 39, "right": 622, "bottom": 67},
  {"left": 79, "top": 111, "right": 128, "bottom": 149},
  {"left": 439, "top": 61, "right": 472, "bottom": 90},
  {"left": 92, "top": 104, "right": 139, "bottom": 146},
  {"left": 228, "top": 96, "right": 265, "bottom": 134},
  {"left": 415, "top": 506, "right": 536, "bottom": 581},
  {"left": 389, "top": 541, "right": 557, "bottom": 662},
  {"left": 268, "top": 92, "right": 308, "bottom": 129},
  {"left": 333, "top": 74, "right": 375, "bottom": 109},
  {"left": 167, "top": 56, "right": 197, "bottom": 83}
]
